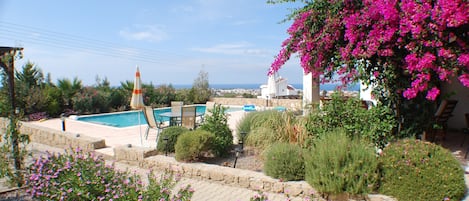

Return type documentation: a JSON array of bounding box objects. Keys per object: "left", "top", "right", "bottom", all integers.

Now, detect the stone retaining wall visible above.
[
  {"left": 141, "top": 154, "right": 314, "bottom": 197},
  {"left": 0, "top": 117, "right": 105, "bottom": 152},
  {"left": 212, "top": 97, "right": 303, "bottom": 111}
]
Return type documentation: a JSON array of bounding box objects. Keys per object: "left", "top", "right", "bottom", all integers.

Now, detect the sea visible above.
[{"left": 172, "top": 83, "right": 360, "bottom": 91}]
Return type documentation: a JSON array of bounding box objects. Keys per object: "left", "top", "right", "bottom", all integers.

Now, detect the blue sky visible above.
[{"left": 0, "top": 0, "right": 305, "bottom": 86}]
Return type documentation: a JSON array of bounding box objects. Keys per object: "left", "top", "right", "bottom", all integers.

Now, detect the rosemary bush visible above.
[
  {"left": 305, "top": 130, "right": 379, "bottom": 197},
  {"left": 264, "top": 142, "right": 305, "bottom": 181},
  {"left": 379, "top": 139, "right": 465, "bottom": 201},
  {"left": 156, "top": 126, "right": 189, "bottom": 153},
  {"left": 175, "top": 130, "right": 215, "bottom": 162}
]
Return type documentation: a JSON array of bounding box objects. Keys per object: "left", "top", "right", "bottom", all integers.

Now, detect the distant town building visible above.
[{"left": 259, "top": 73, "right": 298, "bottom": 99}]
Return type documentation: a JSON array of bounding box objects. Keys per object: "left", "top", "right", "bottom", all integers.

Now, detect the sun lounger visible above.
[{"left": 243, "top": 104, "right": 256, "bottom": 112}]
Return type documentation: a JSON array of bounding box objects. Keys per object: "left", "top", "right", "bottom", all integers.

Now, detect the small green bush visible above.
[
  {"left": 237, "top": 110, "right": 282, "bottom": 133},
  {"left": 264, "top": 142, "right": 305, "bottom": 181},
  {"left": 199, "top": 104, "right": 233, "bottom": 157},
  {"left": 238, "top": 110, "right": 307, "bottom": 147},
  {"left": 175, "top": 130, "right": 215, "bottom": 162},
  {"left": 379, "top": 139, "right": 466, "bottom": 201},
  {"left": 156, "top": 126, "right": 190, "bottom": 153},
  {"left": 305, "top": 93, "right": 395, "bottom": 149},
  {"left": 305, "top": 130, "right": 379, "bottom": 197}
]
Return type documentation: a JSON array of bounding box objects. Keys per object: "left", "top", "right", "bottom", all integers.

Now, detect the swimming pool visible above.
[{"left": 75, "top": 106, "right": 206, "bottom": 128}]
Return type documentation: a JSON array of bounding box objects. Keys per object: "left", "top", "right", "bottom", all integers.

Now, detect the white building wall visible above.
[
  {"left": 359, "top": 81, "right": 377, "bottom": 105},
  {"left": 303, "top": 72, "right": 320, "bottom": 115}
]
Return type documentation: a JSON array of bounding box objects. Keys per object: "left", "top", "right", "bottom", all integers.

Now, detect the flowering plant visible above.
[
  {"left": 26, "top": 147, "right": 193, "bottom": 201},
  {"left": 271, "top": 0, "right": 469, "bottom": 101}
]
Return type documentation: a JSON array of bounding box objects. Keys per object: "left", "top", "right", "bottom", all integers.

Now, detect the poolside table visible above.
[{"left": 158, "top": 111, "right": 204, "bottom": 126}]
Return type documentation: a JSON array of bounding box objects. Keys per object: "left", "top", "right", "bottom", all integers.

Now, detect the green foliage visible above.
[
  {"left": 140, "top": 172, "right": 194, "bottom": 201},
  {"left": 189, "top": 70, "right": 211, "bottom": 104},
  {"left": 15, "top": 61, "right": 44, "bottom": 87},
  {"left": 379, "top": 139, "right": 466, "bottom": 201},
  {"left": 27, "top": 148, "right": 193, "bottom": 201},
  {"left": 0, "top": 116, "right": 29, "bottom": 187},
  {"left": 397, "top": 96, "right": 438, "bottom": 138},
  {"left": 249, "top": 191, "right": 270, "bottom": 201},
  {"left": 245, "top": 127, "right": 277, "bottom": 150},
  {"left": 199, "top": 104, "right": 233, "bottom": 157},
  {"left": 149, "top": 84, "right": 177, "bottom": 107},
  {"left": 241, "top": 93, "right": 256, "bottom": 98},
  {"left": 175, "top": 130, "right": 215, "bottom": 162},
  {"left": 109, "top": 88, "right": 128, "bottom": 111},
  {"left": 141, "top": 82, "right": 169, "bottom": 107},
  {"left": 264, "top": 142, "right": 305, "bottom": 181},
  {"left": 173, "top": 88, "right": 190, "bottom": 104},
  {"left": 156, "top": 126, "right": 190, "bottom": 153},
  {"left": 13, "top": 62, "right": 66, "bottom": 117},
  {"left": 305, "top": 130, "right": 379, "bottom": 197},
  {"left": 236, "top": 110, "right": 258, "bottom": 134},
  {"left": 240, "top": 110, "right": 283, "bottom": 132},
  {"left": 238, "top": 110, "right": 308, "bottom": 148},
  {"left": 306, "top": 93, "right": 395, "bottom": 148},
  {"left": 57, "top": 77, "right": 83, "bottom": 108},
  {"left": 72, "top": 87, "right": 112, "bottom": 114}
]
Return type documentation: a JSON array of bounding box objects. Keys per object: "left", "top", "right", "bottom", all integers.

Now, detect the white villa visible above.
[{"left": 259, "top": 73, "right": 298, "bottom": 99}]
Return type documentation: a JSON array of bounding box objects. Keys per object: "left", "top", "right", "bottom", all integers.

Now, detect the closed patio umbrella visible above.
[
  {"left": 131, "top": 66, "right": 144, "bottom": 110},
  {"left": 130, "top": 66, "right": 145, "bottom": 145}
]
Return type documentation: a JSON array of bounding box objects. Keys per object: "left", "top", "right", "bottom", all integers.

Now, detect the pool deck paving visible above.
[{"left": 9, "top": 110, "right": 469, "bottom": 200}]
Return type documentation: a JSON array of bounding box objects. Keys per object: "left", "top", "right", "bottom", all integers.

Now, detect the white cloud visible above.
[
  {"left": 119, "top": 24, "right": 168, "bottom": 43},
  {"left": 190, "top": 42, "right": 269, "bottom": 56}
]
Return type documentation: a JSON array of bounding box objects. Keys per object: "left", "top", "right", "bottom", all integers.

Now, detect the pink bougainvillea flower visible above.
[
  {"left": 403, "top": 88, "right": 418, "bottom": 99},
  {"left": 426, "top": 87, "right": 440, "bottom": 101},
  {"left": 458, "top": 53, "right": 469, "bottom": 68},
  {"left": 459, "top": 74, "right": 469, "bottom": 87}
]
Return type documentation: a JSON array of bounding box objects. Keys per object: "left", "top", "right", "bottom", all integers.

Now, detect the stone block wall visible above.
[
  {"left": 141, "top": 155, "right": 316, "bottom": 198},
  {"left": 0, "top": 117, "right": 105, "bottom": 152},
  {"left": 211, "top": 98, "right": 303, "bottom": 111}
]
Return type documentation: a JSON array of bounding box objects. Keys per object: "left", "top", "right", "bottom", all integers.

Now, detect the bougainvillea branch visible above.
[{"left": 271, "top": 0, "right": 469, "bottom": 100}]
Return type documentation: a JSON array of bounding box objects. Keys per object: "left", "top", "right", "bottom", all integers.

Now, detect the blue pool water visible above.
[{"left": 76, "top": 106, "right": 206, "bottom": 128}]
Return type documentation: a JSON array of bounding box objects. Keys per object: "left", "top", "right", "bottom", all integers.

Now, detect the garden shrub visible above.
[
  {"left": 379, "top": 139, "right": 466, "bottom": 201},
  {"left": 26, "top": 147, "right": 193, "bottom": 201},
  {"left": 239, "top": 110, "right": 307, "bottom": 148},
  {"left": 306, "top": 92, "right": 395, "bottom": 149},
  {"left": 245, "top": 127, "right": 277, "bottom": 150},
  {"left": 305, "top": 130, "right": 379, "bottom": 197},
  {"left": 175, "top": 130, "right": 215, "bottom": 162},
  {"left": 264, "top": 142, "right": 305, "bottom": 181},
  {"left": 71, "top": 87, "right": 115, "bottom": 114},
  {"left": 156, "top": 126, "right": 190, "bottom": 153},
  {"left": 236, "top": 110, "right": 279, "bottom": 134},
  {"left": 199, "top": 104, "right": 232, "bottom": 157},
  {"left": 236, "top": 111, "right": 254, "bottom": 134}
]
